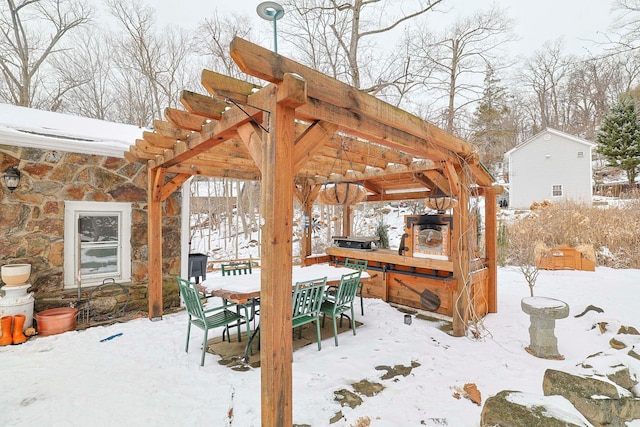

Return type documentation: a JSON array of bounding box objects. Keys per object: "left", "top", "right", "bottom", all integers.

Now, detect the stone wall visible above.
[{"left": 0, "top": 144, "right": 182, "bottom": 316}]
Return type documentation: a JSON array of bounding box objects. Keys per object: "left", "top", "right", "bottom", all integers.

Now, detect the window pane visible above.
[
  {"left": 79, "top": 215, "right": 119, "bottom": 242},
  {"left": 80, "top": 245, "right": 118, "bottom": 275}
]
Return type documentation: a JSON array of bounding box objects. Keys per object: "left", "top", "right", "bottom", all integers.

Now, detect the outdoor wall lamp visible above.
[{"left": 3, "top": 166, "right": 20, "bottom": 192}]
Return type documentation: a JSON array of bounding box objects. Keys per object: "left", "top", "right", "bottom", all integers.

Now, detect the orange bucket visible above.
[{"left": 35, "top": 307, "right": 78, "bottom": 336}]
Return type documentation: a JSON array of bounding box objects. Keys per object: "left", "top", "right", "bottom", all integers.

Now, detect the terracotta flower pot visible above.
[{"left": 35, "top": 308, "right": 78, "bottom": 336}]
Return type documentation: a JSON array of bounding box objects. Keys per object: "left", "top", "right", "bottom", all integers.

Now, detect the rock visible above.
[
  {"left": 334, "top": 388, "right": 362, "bottom": 409},
  {"left": 543, "top": 369, "right": 620, "bottom": 400},
  {"left": 481, "top": 390, "right": 589, "bottom": 427},
  {"left": 610, "top": 337, "right": 626, "bottom": 350},
  {"left": 570, "top": 396, "right": 640, "bottom": 427},
  {"left": 463, "top": 383, "right": 482, "bottom": 406},
  {"left": 351, "top": 380, "right": 384, "bottom": 397},
  {"left": 607, "top": 365, "right": 638, "bottom": 391},
  {"left": 574, "top": 304, "right": 604, "bottom": 318},
  {"left": 543, "top": 369, "right": 640, "bottom": 427},
  {"left": 618, "top": 325, "right": 640, "bottom": 335}
]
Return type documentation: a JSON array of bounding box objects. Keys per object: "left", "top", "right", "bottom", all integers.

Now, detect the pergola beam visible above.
[{"left": 230, "top": 36, "right": 474, "bottom": 158}]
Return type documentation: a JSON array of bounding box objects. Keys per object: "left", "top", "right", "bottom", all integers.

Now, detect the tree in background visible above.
[
  {"left": 106, "top": 0, "right": 198, "bottom": 126},
  {"left": 597, "top": 95, "right": 640, "bottom": 185},
  {"left": 408, "top": 6, "right": 514, "bottom": 134},
  {"left": 194, "top": 12, "right": 255, "bottom": 80},
  {"left": 0, "top": 0, "right": 92, "bottom": 109},
  {"left": 519, "top": 40, "right": 574, "bottom": 133},
  {"left": 470, "top": 65, "right": 518, "bottom": 170},
  {"left": 281, "top": 0, "right": 445, "bottom": 92}
]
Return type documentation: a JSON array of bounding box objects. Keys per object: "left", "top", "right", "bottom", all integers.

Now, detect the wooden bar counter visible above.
[{"left": 326, "top": 247, "right": 489, "bottom": 319}]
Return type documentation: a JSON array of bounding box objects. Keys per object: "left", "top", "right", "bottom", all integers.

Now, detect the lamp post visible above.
[
  {"left": 256, "top": 1, "right": 285, "bottom": 53},
  {"left": 3, "top": 166, "right": 20, "bottom": 192}
]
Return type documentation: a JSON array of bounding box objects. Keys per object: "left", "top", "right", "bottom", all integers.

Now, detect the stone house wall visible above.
[{"left": 0, "top": 144, "right": 182, "bottom": 317}]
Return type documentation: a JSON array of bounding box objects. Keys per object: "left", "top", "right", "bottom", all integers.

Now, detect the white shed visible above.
[{"left": 504, "top": 128, "right": 596, "bottom": 209}]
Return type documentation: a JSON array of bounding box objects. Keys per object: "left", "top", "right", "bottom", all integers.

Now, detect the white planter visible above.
[{"left": 1, "top": 264, "right": 32, "bottom": 287}]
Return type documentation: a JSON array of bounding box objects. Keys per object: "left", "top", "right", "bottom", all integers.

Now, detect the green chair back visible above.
[
  {"left": 333, "top": 270, "right": 362, "bottom": 307},
  {"left": 320, "top": 270, "right": 362, "bottom": 346},
  {"left": 291, "top": 276, "right": 327, "bottom": 351},
  {"left": 344, "top": 258, "right": 368, "bottom": 271},
  {"left": 177, "top": 276, "right": 250, "bottom": 366},
  {"left": 344, "top": 258, "right": 367, "bottom": 315},
  {"left": 178, "top": 277, "right": 206, "bottom": 319},
  {"left": 221, "top": 261, "right": 252, "bottom": 276}
]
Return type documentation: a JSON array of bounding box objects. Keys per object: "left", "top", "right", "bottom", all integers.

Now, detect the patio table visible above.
[
  {"left": 199, "top": 263, "right": 369, "bottom": 362},
  {"left": 199, "top": 263, "right": 369, "bottom": 304}
]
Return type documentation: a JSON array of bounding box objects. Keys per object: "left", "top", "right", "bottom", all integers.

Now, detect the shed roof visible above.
[{"left": 505, "top": 127, "right": 597, "bottom": 157}]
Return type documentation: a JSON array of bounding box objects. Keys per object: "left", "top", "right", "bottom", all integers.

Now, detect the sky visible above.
[{"left": 153, "top": 0, "right": 617, "bottom": 55}]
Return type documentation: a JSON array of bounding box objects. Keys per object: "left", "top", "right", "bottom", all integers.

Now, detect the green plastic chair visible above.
[
  {"left": 221, "top": 261, "right": 252, "bottom": 276},
  {"left": 292, "top": 276, "right": 327, "bottom": 351},
  {"left": 177, "top": 277, "right": 251, "bottom": 366},
  {"left": 220, "top": 261, "right": 257, "bottom": 342},
  {"left": 344, "top": 258, "right": 368, "bottom": 315},
  {"left": 320, "top": 270, "right": 362, "bottom": 346}
]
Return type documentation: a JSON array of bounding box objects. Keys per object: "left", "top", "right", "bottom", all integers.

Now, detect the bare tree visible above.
[
  {"left": 106, "top": 0, "right": 198, "bottom": 126},
  {"left": 611, "top": 0, "right": 640, "bottom": 52},
  {"left": 281, "top": 0, "right": 445, "bottom": 92},
  {"left": 51, "top": 28, "right": 116, "bottom": 118},
  {"left": 194, "top": 12, "right": 256, "bottom": 79},
  {"left": 519, "top": 40, "right": 575, "bottom": 132},
  {"left": 0, "top": 0, "right": 92, "bottom": 108},
  {"left": 409, "top": 6, "right": 515, "bottom": 134}
]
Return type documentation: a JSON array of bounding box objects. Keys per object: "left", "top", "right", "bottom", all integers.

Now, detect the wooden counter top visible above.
[{"left": 326, "top": 247, "right": 454, "bottom": 272}]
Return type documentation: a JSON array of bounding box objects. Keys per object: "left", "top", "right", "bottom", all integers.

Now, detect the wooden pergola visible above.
[{"left": 125, "top": 37, "right": 498, "bottom": 427}]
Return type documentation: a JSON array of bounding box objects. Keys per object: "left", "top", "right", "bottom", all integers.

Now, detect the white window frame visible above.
[
  {"left": 552, "top": 184, "right": 563, "bottom": 197},
  {"left": 64, "top": 201, "right": 132, "bottom": 288}
]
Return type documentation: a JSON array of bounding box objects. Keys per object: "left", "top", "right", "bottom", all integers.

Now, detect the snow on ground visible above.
[{"left": 1, "top": 266, "right": 639, "bottom": 426}]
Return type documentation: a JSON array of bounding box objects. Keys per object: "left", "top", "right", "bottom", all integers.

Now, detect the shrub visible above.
[{"left": 506, "top": 200, "right": 640, "bottom": 269}]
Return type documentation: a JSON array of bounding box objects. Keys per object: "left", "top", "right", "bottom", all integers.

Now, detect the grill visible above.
[{"left": 332, "top": 236, "right": 379, "bottom": 250}]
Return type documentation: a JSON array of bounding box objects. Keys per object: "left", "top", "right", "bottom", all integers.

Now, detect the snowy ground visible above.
[{"left": 2, "top": 266, "right": 639, "bottom": 426}]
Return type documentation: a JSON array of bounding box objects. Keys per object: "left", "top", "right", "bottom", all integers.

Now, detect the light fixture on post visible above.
[
  {"left": 257, "top": 1, "right": 285, "bottom": 53},
  {"left": 3, "top": 166, "right": 20, "bottom": 192},
  {"left": 317, "top": 144, "right": 367, "bottom": 206}
]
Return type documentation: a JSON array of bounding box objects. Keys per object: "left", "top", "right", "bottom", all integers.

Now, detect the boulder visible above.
[
  {"left": 543, "top": 369, "right": 640, "bottom": 427},
  {"left": 481, "top": 390, "right": 590, "bottom": 427}
]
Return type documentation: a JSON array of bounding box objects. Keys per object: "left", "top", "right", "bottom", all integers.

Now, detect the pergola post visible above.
[
  {"left": 147, "top": 166, "right": 164, "bottom": 320},
  {"left": 452, "top": 166, "right": 471, "bottom": 337},
  {"left": 260, "top": 74, "right": 307, "bottom": 427},
  {"left": 484, "top": 188, "right": 498, "bottom": 313},
  {"left": 342, "top": 205, "right": 352, "bottom": 237},
  {"left": 296, "top": 180, "right": 315, "bottom": 262}
]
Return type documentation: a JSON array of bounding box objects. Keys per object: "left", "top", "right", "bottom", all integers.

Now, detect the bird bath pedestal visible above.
[{"left": 521, "top": 296, "right": 569, "bottom": 359}]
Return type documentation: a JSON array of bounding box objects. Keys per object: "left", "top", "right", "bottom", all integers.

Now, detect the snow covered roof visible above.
[
  {"left": 0, "top": 103, "right": 145, "bottom": 158},
  {"left": 505, "top": 127, "right": 597, "bottom": 157}
]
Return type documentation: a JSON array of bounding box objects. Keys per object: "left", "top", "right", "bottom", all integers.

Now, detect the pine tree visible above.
[
  {"left": 597, "top": 96, "right": 640, "bottom": 186},
  {"left": 470, "top": 66, "right": 517, "bottom": 173}
]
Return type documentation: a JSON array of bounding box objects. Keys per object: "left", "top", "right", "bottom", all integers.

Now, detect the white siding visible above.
[{"left": 507, "top": 129, "right": 593, "bottom": 209}]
